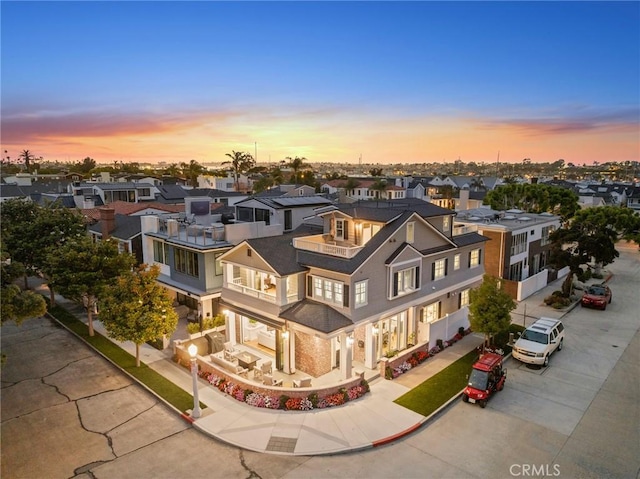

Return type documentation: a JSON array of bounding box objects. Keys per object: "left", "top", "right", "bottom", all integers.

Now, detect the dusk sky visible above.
[{"left": 2, "top": 1, "right": 638, "bottom": 166}]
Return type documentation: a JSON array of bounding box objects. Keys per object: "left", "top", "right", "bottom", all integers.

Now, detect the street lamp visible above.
[{"left": 187, "top": 343, "right": 202, "bottom": 419}]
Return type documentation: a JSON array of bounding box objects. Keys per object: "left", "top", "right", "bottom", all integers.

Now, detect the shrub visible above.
[
  {"left": 186, "top": 322, "right": 200, "bottom": 334},
  {"left": 458, "top": 326, "right": 465, "bottom": 336},
  {"left": 436, "top": 339, "right": 444, "bottom": 349}
]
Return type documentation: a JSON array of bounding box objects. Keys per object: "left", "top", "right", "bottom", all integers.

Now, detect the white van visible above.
[{"left": 512, "top": 317, "right": 565, "bottom": 367}]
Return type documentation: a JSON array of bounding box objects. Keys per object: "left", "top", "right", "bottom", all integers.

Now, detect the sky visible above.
[{"left": 1, "top": 1, "right": 639, "bottom": 166}]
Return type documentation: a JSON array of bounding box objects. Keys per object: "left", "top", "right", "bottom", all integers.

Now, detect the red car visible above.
[
  {"left": 462, "top": 352, "right": 506, "bottom": 408},
  {"left": 581, "top": 284, "right": 612, "bottom": 310}
]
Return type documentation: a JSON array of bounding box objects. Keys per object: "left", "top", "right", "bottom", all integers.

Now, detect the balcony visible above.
[
  {"left": 228, "top": 278, "right": 277, "bottom": 303},
  {"left": 452, "top": 224, "right": 478, "bottom": 236},
  {"left": 292, "top": 235, "right": 364, "bottom": 259}
]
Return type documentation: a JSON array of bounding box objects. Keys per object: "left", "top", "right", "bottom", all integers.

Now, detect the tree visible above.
[
  {"left": 46, "top": 237, "right": 135, "bottom": 336},
  {"left": 286, "top": 156, "right": 308, "bottom": 183},
  {"left": 483, "top": 184, "right": 579, "bottom": 221},
  {"left": 0, "top": 255, "right": 47, "bottom": 325},
  {"left": 369, "top": 167, "right": 384, "bottom": 177},
  {"left": 550, "top": 206, "right": 640, "bottom": 294},
  {"left": 223, "top": 151, "right": 255, "bottom": 191},
  {"left": 18, "top": 149, "right": 37, "bottom": 172},
  {"left": 99, "top": 264, "right": 178, "bottom": 366},
  {"left": 1, "top": 199, "right": 87, "bottom": 301},
  {"left": 370, "top": 179, "right": 388, "bottom": 199},
  {"left": 468, "top": 275, "right": 516, "bottom": 348},
  {"left": 70, "top": 157, "right": 96, "bottom": 174},
  {"left": 180, "top": 159, "right": 206, "bottom": 187}
]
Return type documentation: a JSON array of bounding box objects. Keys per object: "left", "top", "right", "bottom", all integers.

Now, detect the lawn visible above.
[
  {"left": 48, "top": 303, "right": 197, "bottom": 414},
  {"left": 394, "top": 350, "right": 478, "bottom": 416},
  {"left": 394, "top": 323, "right": 525, "bottom": 417}
]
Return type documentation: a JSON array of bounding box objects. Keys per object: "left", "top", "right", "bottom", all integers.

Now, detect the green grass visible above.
[
  {"left": 394, "top": 350, "right": 478, "bottom": 416},
  {"left": 49, "top": 304, "right": 197, "bottom": 413},
  {"left": 394, "top": 323, "right": 526, "bottom": 417}
]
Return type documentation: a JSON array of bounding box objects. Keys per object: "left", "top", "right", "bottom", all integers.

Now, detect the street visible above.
[{"left": 2, "top": 244, "right": 638, "bottom": 479}]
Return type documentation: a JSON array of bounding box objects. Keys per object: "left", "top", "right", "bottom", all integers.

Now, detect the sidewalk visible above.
[{"left": 34, "top": 274, "right": 587, "bottom": 456}]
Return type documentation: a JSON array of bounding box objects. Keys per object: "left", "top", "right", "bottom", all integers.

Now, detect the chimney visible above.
[
  {"left": 99, "top": 207, "right": 116, "bottom": 239},
  {"left": 460, "top": 187, "right": 470, "bottom": 211}
]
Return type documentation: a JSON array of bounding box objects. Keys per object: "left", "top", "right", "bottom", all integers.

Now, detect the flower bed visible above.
[
  {"left": 381, "top": 328, "right": 472, "bottom": 380},
  {"left": 198, "top": 370, "right": 370, "bottom": 411}
]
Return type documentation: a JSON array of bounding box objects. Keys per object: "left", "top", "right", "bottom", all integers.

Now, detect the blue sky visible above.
[{"left": 2, "top": 1, "right": 638, "bottom": 165}]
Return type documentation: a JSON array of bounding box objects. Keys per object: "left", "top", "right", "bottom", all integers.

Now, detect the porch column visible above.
[
  {"left": 340, "top": 332, "right": 353, "bottom": 380},
  {"left": 282, "top": 330, "right": 295, "bottom": 374},
  {"left": 364, "top": 324, "right": 377, "bottom": 369},
  {"left": 226, "top": 311, "right": 237, "bottom": 344}
]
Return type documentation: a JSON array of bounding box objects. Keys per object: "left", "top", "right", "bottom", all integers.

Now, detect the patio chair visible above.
[
  {"left": 253, "top": 365, "right": 264, "bottom": 381},
  {"left": 224, "top": 341, "right": 236, "bottom": 353},
  {"left": 293, "top": 377, "right": 312, "bottom": 388},
  {"left": 263, "top": 374, "right": 282, "bottom": 387},
  {"left": 260, "top": 360, "right": 272, "bottom": 376}
]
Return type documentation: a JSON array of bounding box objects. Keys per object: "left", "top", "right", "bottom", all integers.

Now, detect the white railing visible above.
[
  {"left": 229, "top": 278, "right": 276, "bottom": 303},
  {"left": 292, "top": 237, "right": 363, "bottom": 259},
  {"left": 452, "top": 224, "right": 478, "bottom": 236}
]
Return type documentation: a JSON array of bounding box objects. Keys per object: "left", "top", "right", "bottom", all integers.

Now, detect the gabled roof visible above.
[
  {"left": 244, "top": 231, "right": 311, "bottom": 276},
  {"left": 155, "top": 184, "right": 188, "bottom": 201},
  {"left": 280, "top": 299, "right": 353, "bottom": 334}
]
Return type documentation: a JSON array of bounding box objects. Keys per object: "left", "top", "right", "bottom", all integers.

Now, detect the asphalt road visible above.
[{"left": 2, "top": 244, "right": 638, "bottom": 479}]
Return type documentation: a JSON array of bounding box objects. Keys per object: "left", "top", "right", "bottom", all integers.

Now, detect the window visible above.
[
  {"left": 153, "top": 240, "right": 169, "bottom": 264},
  {"left": 510, "top": 232, "right": 528, "bottom": 256},
  {"left": 214, "top": 253, "right": 223, "bottom": 276},
  {"left": 454, "top": 254, "right": 461, "bottom": 270},
  {"left": 335, "top": 218, "right": 349, "bottom": 240},
  {"left": 355, "top": 280, "right": 368, "bottom": 307},
  {"left": 407, "top": 222, "right": 415, "bottom": 243},
  {"left": 459, "top": 289, "right": 470, "bottom": 307},
  {"left": 469, "top": 249, "right": 481, "bottom": 267},
  {"left": 432, "top": 258, "right": 447, "bottom": 280},
  {"left": 255, "top": 208, "right": 270, "bottom": 225},
  {"left": 311, "top": 276, "right": 346, "bottom": 307},
  {"left": 509, "top": 261, "right": 524, "bottom": 281},
  {"left": 443, "top": 216, "right": 450, "bottom": 232},
  {"left": 541, "top": 226, "right": 554, "bottom": 245},
  {"left": 284, "top": 210, "right": 292, "bottom": 231},
  {"left": 422, "top": 302, "right": 441, "bottom": 323},
  {"left": 175, "top": 248, "right": 199, "bottom": 277},
  {"left": 392, "top": 266, "right": 420, "bottom": 297}
]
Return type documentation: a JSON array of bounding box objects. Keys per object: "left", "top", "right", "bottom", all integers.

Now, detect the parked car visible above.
[
  {"left": 462, "top": 352, "right": 506, "bottom": 408},
  {"left": 581, "top": 284, "right": 612, "bottom": 310},
  {"left": 512, "top": 317, "right": 565, "bottom": 367}
]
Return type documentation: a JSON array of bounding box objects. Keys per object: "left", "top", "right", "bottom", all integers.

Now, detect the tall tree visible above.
[
  {"left": 468, "top": 275, "right": 516, "bottom": 348},
  {"left": 99, "top": 264, "right": 178, "bottom": 366},
  {"left": 370, "top": 179, "right": 388, "bottom": 199},
  {"left": 180, "top": 159, "right": 206, "bottom": 187},
  {"left": 550, "top": 206, "right": 640, "bottom": 294},
  {"left": 18, "top": 149, "right": 36, "bottom": 171},
  {"left": 223, "top": 151, "right": 255, "bottom": 191},
  {"left": 286, "top": 156, "right": 308, "bottom": 183},
  {"left": 46, "top": 237, "right": 135, "bottom": 336}
]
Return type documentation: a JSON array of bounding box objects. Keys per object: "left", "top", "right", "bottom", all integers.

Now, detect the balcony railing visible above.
[
  {"left": 229, "top": 278, "right": 277, "bottom": 303},
  {"left": 452, "top": 224, "right": 478, "bottom": 236},
  {"left": 292, "top": 236, "right": 364, "bottom": 259}
]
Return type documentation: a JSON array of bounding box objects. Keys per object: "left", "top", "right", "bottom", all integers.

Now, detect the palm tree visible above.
[
  {"left": 18, "top": 150, "right": 36, "bottom": 172},
  {"left": 370, "top": 179, "right": 388, "bottom": 199},
  {"left": 179, "top": 159, "right": 206, "bottom": 187},
  {"left": 286, "top": 156, "right": 308, "bottom": 184},
  {"left": 223, "top": 151, "right": 255, "bottom": 191}
]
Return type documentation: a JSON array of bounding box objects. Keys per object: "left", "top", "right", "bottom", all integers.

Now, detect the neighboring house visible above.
[
  {"left": 140, "top": 197, "right": 285, "bottom": 321},
  {"left": 454, "top": 207, "right": 561, "bottom": 301},
  {"left": 454, "top": 187, "right": 487, "bottom": 211},
  {"left": 88, "top": 207, "right": 144, "bottom": 264},
  {"left": 626, "top": 187, "right": 640, "bottom": 214},
  {"left": 234, "top": 195, "right": 334, "bottom": 233},
  {"left": 197, "top": 172, "right": 250, "bottom": 192},
  {"left": 68, "top": 182, "right": 156, "bottom": 208},
  {"left": 320, "top": 178, "right": 407, "bottom": 201},
  {"left": 217, "top": 199, "right": 487, "bottom": 381},
  {"left": 188, "top": 187, "right": 249, "bottom": 207}
]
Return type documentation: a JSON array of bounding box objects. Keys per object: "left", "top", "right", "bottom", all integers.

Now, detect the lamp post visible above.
[{"left": 188, "top": 343, "right": 202, "bottom": 419}]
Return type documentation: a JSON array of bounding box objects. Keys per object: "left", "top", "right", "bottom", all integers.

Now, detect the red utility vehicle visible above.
[
  {"left": 462, "top": 352, "right": 506, "bottom": 408},
  {"left": 581, "top": 284, "right": 612, "bottom": 310}
]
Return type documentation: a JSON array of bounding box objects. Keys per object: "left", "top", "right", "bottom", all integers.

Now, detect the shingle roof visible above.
[
  {"left": 87, "top": 214, "right": 142, "bottom": 240},
  {"left": 245, "top": 231, "right": 311, "bottom": 276},
  {"left": 280, "top": 299, "right": 353, "bottom": 334}
]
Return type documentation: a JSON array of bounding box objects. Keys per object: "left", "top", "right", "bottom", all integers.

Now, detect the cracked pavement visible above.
[{"left": 1, "top": 316, "right": 307, "bottom": 479}]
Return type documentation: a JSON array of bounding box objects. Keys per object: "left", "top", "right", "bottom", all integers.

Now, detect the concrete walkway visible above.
[{"left": 34, "top": 273, "right": 587, "bottom": 455}]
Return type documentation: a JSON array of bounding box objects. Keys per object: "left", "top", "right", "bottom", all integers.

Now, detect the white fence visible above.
[{"left": 428, "top": 307, "right": 470, "bottom": 349}]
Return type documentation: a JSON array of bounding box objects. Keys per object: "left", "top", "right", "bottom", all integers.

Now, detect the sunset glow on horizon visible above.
[{"left": 2, "top": 2, "right": 638, "bottom": 166}]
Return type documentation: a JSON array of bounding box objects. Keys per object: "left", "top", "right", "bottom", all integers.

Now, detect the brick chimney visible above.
[{"left": 99, "top": 207, "right": 116, "bottom": 239}]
